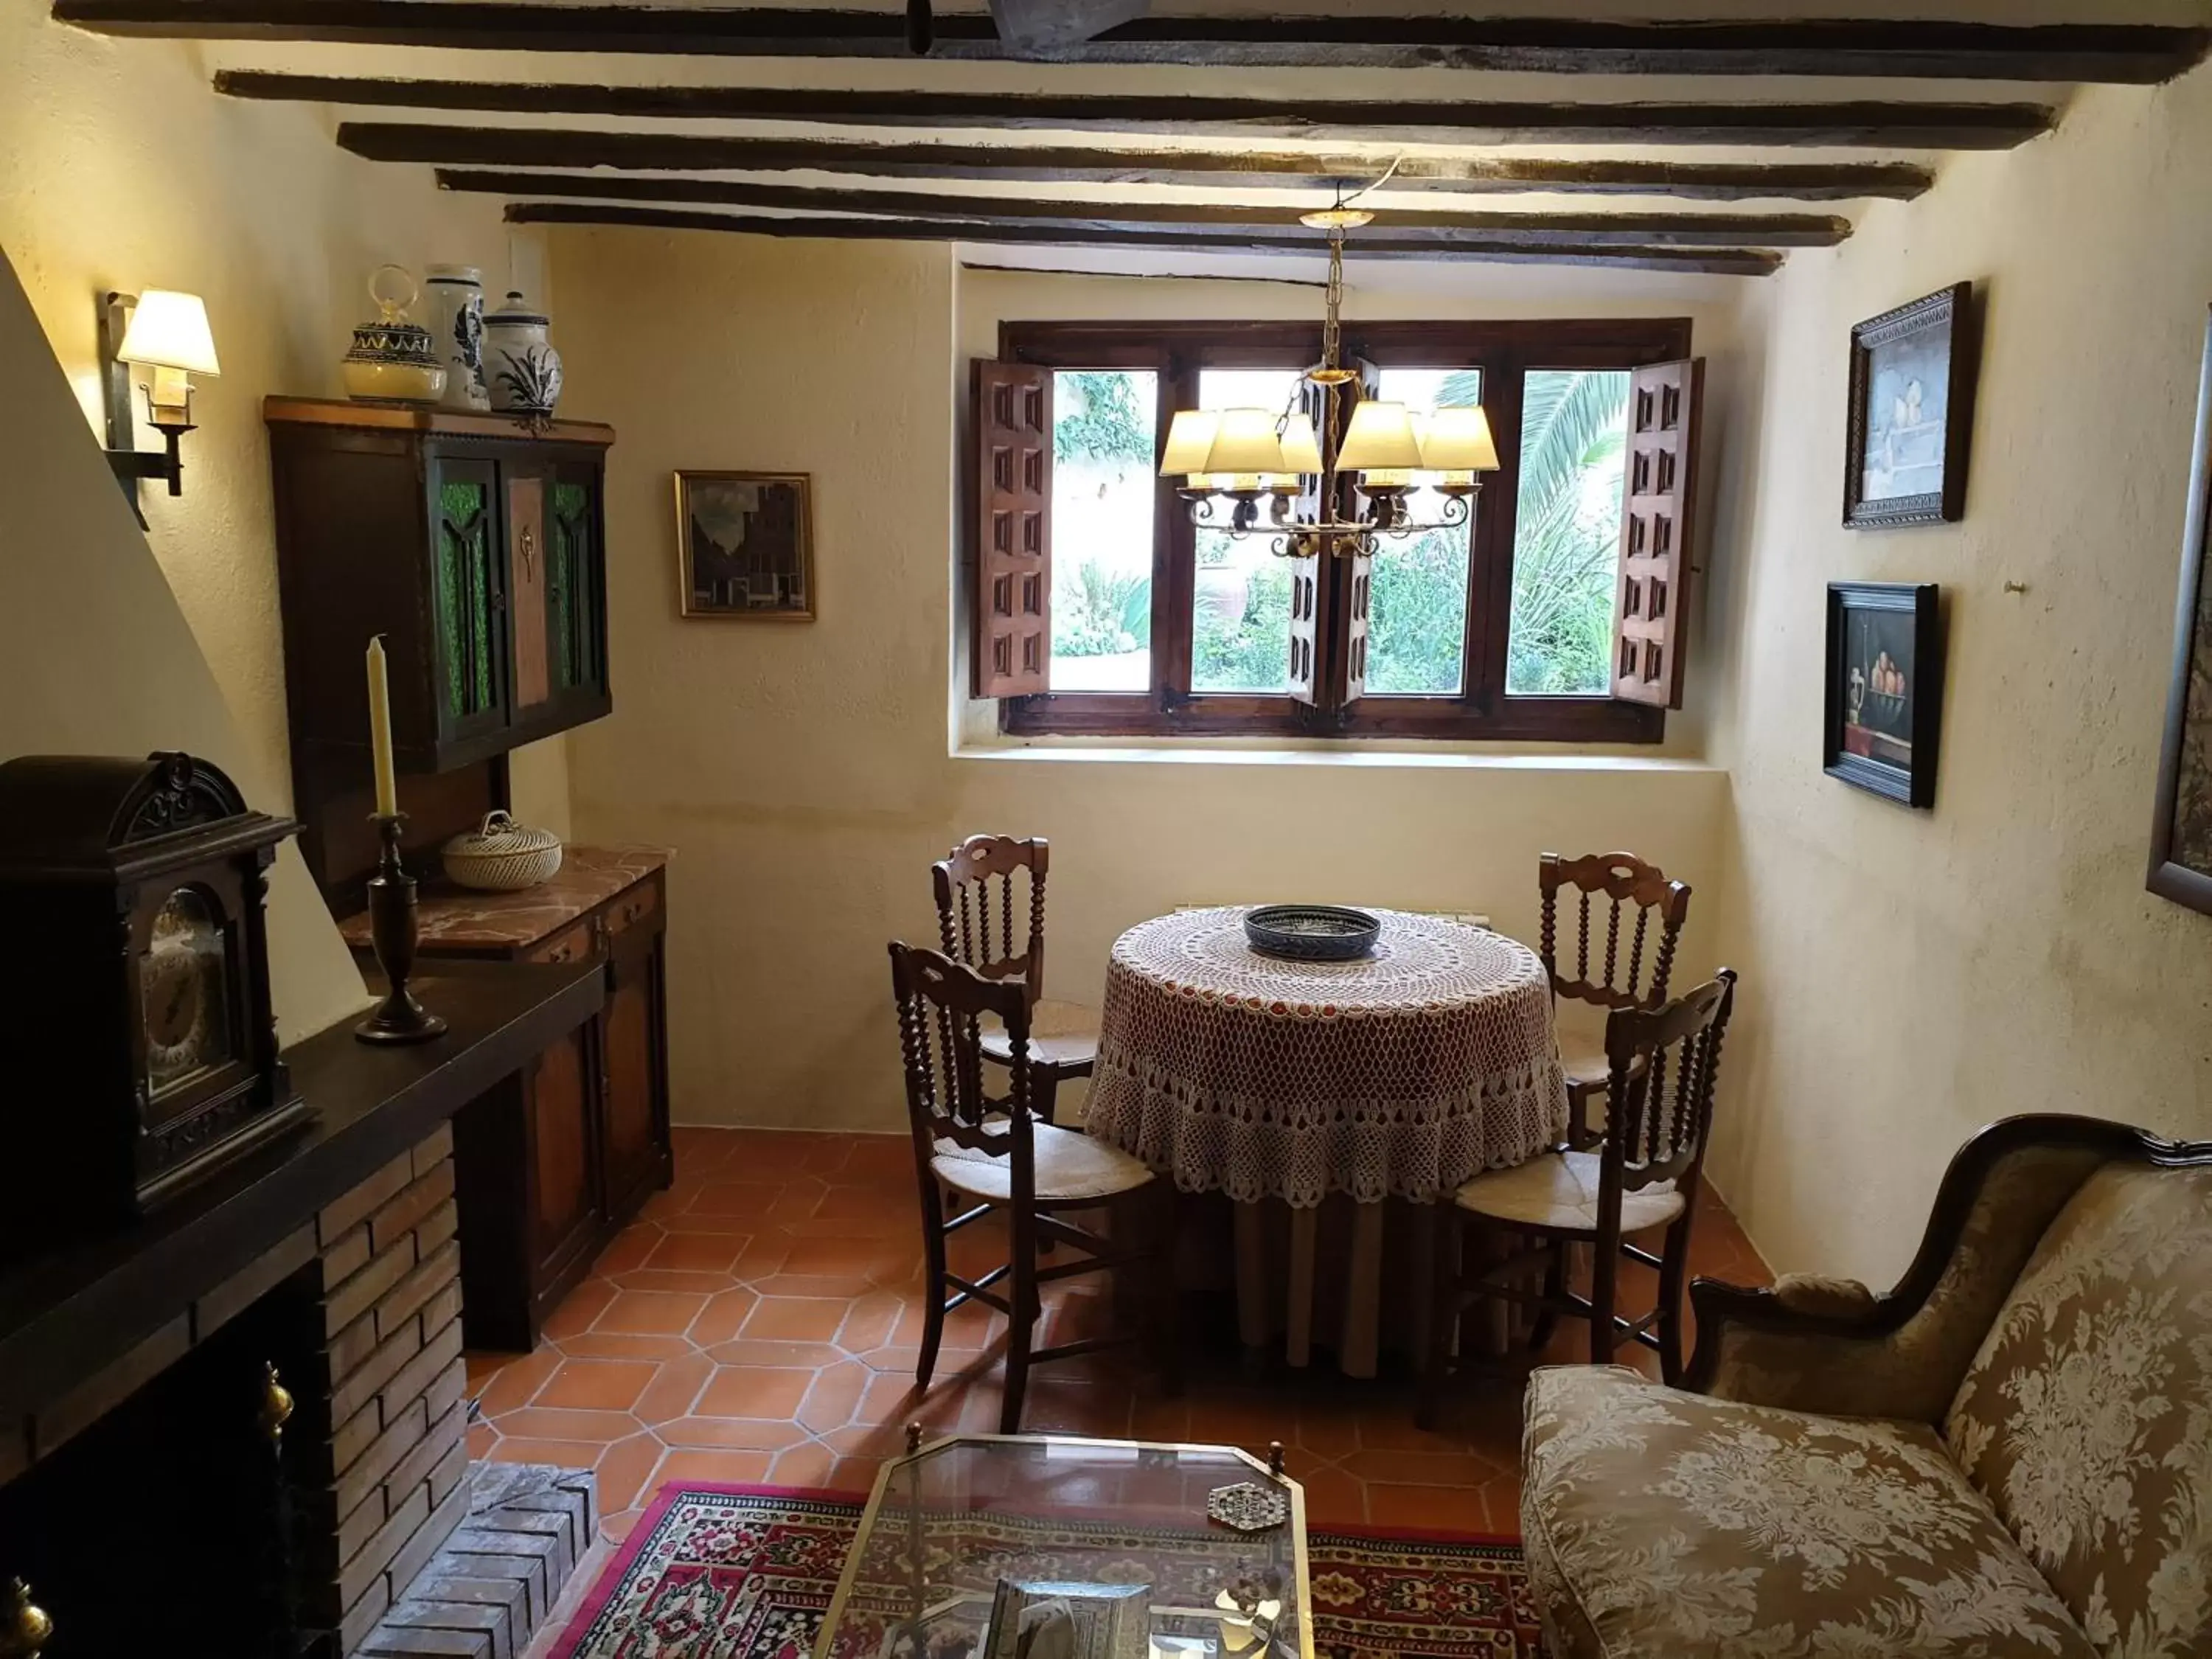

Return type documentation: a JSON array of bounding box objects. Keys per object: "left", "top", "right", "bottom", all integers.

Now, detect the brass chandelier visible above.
[{"left": 1157, "top": 204, "right": 1500, "bottom": 560}]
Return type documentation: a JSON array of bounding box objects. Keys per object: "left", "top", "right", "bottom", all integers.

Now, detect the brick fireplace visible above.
[{"left": 0, "top": 959, "right": 605, "bottom": 1659}]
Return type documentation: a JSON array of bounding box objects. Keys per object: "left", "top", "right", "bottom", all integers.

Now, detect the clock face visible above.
[{"left": 142, "top": 887, "right": 233, "bottom": 1098}]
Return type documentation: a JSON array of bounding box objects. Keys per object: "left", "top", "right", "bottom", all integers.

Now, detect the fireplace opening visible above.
[{"left": 0, "top": 1262, "right": 325, "bottom": 1657}]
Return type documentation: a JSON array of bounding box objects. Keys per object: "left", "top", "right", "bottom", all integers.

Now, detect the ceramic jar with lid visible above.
[
  {"left": 422, "top": 265, "right": 490, "bottom": 410},
  {"left": 483, "top": 290, "right": 563, "bottom": 416},
  {"left": 341, "top": 265, "right": 447, "bottom": 406}
]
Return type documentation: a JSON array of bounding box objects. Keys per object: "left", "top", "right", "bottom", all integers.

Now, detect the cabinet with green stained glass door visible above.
[{"left": 265, "top": 398, "right": 613, "bottom": 895}]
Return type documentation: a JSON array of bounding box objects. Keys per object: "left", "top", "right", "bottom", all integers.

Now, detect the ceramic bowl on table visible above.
[{"left": 1243, "top": 904, "right": 1382, "bottom": 961}]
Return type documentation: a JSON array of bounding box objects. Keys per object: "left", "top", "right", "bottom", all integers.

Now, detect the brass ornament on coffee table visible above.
[
  {"left": 354, "top": 813, "right": 447, "bottom": 1045},
  {"left": 1206, "top": 1480, "right": 1290, "bottom": 1534}
]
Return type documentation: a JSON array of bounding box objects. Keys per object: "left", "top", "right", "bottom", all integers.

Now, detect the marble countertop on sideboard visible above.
[{"left": 339, "top": 844, "right": 672, "bottom": 951}]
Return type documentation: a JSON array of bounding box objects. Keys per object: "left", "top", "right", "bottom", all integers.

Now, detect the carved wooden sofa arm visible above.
[{"left": 1680, "top": 1115, "right": 2180, "bottom": 1425}]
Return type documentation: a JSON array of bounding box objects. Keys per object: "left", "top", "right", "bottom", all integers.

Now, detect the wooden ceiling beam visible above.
[
  {"left": 502, "top": 200, "right": 1785, "bottom": 274},
  {"left": 276, "top": 78, "right": 2058, "bottom": 147},
  {"left": 371, "top": 132, "right": 1933, "bottom": 201},
  {"left": 61, "top": 2, "right": 2209, "bottom": 81},
  {"left": 436, "top": 168, "right": 1852, "bottom": 246}
]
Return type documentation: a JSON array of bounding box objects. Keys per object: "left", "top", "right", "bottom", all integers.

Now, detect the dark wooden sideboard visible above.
[{"left": 341, "top": 848, "right": 674, "bottom": 1350}]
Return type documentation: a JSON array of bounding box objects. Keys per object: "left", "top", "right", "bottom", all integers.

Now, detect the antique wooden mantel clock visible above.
[{"left": 0, "top": 751, "right": 307, "bottom": 1253}]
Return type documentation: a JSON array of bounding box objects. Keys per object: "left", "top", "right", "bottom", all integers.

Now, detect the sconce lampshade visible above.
[
  {"left": 1159, "top": 409, "right": 1220, "bottom": 478},
  {"left": 1419, "top": 405, "right": 1500, "bottom": 473},
  {"left": 117, "top": 291, "right": 220, "bottom": 377},
  {"left": 1276, "top": 412, "right": 1324, "bottom": 476},
  {"left": 1336, "top": 400, "right": 1425, "bottom": 472}
]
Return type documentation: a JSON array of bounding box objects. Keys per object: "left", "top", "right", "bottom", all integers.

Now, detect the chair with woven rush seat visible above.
[
  {"left": 888, "top": 941, "right": 1175, "bottom": 1432},
  {"left": 933, "top": 834, "right": 1099, "bottom": 1126},
  {"left": 1417, "top": 969, "right": 1736, "bottom": 1425},
  {"left": 1540, "top": 851, "right": 1692, "bottom": 1150}
]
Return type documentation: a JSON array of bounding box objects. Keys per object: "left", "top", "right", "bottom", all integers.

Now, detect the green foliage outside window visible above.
[
  {"left": 1054, "top": 372, "right": 1153, "bottom": 465},
  {"left": 1194, "top": 563, "right": 1292, "bottom": 690},
  {"left": 1056, "top": 559, "right": 1152, "bottom": 658},
  {"left": 1504, "top": 369, "right": 1632, "bottom": 695}
]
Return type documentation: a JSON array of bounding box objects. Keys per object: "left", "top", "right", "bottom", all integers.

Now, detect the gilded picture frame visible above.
[{"left": 675, "top": 470, "right": 815, "bottom": 621}]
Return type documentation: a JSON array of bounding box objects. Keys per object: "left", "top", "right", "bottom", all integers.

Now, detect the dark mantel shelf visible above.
[{"left": 0, "top": 958, "right": 601, "bottom": 1427}]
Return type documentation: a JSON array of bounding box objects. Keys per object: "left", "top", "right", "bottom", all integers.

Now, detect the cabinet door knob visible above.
[{"left": 519, "top": 525, "right": 536, "bottom": 580}]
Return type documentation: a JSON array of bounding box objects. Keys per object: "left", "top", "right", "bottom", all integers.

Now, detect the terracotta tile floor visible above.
[{"left": 465, "top": 1127, "right": 1772, "bottom": 1545}]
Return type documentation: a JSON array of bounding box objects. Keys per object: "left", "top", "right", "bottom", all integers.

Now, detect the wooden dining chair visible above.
[
  {"left": 888, "top": 941, "right": 1176, "bottom": 1431},
  {"left": 933, "top": 835, "right": 1099, "bottom": 1125},
  {"left": 1417, "top": 969, "right": 1737, "bottom": 1424},
  {"left": 1539, "top": 852, "right": 1693, "bottom": 1149}
]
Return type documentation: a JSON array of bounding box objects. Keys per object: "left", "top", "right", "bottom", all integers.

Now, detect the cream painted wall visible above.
[
  {"left": 553, "top": 227, "right": 1735, "bottom": 1130},
  {"left": 1702, "top": 66, "right": 2212, "bottom": 1287},
  {"left": 0, "top": 8, "right": 570, "bottom": 846},
  {"left": 0, "top": 246, "right": 366, "bottom": 1043}
]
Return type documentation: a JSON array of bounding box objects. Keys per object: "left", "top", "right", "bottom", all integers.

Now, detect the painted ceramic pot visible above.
[
  {"left": 484, "top": 290, "right": 563, "bottom": 416},
  {"left": 342, "top": 265, "right": 447, "bottom": 405},
  {"left": 422, "top": 264, "right": 489, "bottom": 411}
]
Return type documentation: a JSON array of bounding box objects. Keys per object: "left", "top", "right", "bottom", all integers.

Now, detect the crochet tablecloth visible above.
[{"left": 1085, "top": 907, "right": 1568, "bottom": 1207}]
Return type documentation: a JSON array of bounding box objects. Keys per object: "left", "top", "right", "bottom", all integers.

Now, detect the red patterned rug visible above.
[{"left": 553, "top": 1484, "right": 1539, "bottom": 1658}]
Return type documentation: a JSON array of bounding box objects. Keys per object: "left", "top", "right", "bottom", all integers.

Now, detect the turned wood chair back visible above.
[
  {"left": 1601, "top": 968, "right": 1736, "bottom": 1196},
  {"left": 1540, "top": 851, "right": 1693, "bottom": 1015},
  {"left": 933, "top": 835, "right": 1054, "bottom": 1005},
  {"left": 888, "top": 941, "right": 1034, "bottom": 1164}
]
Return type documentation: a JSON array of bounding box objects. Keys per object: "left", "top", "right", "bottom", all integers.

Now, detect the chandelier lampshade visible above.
[{"left": 1420, "top": 406, "right": 1500, "bottom": 486}]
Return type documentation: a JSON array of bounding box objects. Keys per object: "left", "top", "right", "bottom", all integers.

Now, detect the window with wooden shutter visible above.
[
  {"left": 1612, "top": 358, "right": 1704, "bottom": 709},
  {"left": 982, "top": 319, "right": 1694, "bottom": 743},
  {"left": 970, "top": 359, "right": 1054, "bottom": 698}
]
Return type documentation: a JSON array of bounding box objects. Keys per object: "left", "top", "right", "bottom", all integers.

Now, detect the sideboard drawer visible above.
[
  {"left": 529, "top": 919, "right": 596, "bottom": 967},
  {"left": 605, "top": 878, "right": 659, "bottom": 936}
]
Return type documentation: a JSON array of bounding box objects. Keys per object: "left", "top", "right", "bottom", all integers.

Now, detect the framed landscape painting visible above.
[
  {"left": 1844, "top": 282, "right": 1976, "bottom": 529},
  {"left": 1825, "top": 582, "right": 1943, "bottom": 808},
  {"left": 675, "top": 470, "right": 815, "bottom": 620},
  {"left": 2148, "top": 310, "right": 2212, "bottom": 916}
]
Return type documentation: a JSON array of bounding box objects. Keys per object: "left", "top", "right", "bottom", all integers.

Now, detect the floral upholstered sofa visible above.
[{"left": 1519, "top": 1113, "right": 2212, "bottom": 1658}]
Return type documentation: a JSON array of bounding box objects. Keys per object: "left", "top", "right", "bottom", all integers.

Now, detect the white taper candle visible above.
[{"left": 366, "top": 635, "right": 398, "bottom": 817}]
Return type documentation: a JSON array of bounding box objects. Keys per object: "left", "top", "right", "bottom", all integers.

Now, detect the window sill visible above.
[{"left": 953, "top": 739, "right": 1719, "bottom": 774}]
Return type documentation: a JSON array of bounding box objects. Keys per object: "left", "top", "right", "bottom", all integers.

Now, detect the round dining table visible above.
[{"left": 1082, "top": 906, "right": 1568, "bottom": 1377}]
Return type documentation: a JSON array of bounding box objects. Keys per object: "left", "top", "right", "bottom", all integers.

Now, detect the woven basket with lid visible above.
[{"left": 441, "top": 811, "right": 563, "bottom": 891}]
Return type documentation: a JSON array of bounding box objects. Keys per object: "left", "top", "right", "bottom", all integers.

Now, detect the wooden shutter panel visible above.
[
  {"left": 970, "top": 359, "right": 1054, "bottom": 698},
  {"left": 1613, "top": 358, "right": 1704, "bottom": 709},
  {"left": 1336, "top": 359, "right": 1382, "bottom": 706},
  {"left": 1284, "top": 378, "right": 1328, "bottom": 706}
]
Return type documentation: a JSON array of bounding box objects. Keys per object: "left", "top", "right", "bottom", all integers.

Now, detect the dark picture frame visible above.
[
  {"left": 1844, "top": 282, "right": 1976, "bottom": 529},
  {"left": 2147, "top": 310, "right": 2212, "bottom": 917},
  {"left": 675, "top": 470, "right": 816, "bottom": 621},
  {"left": 1825, "top": 582, "right": 1944, "bottom": 808}
]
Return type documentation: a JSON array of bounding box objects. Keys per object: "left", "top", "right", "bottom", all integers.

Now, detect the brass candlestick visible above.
[{"left": 354, "top": 813, "right": 446, "bottom": 1045}]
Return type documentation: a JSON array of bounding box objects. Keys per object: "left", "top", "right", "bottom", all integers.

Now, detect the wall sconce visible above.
[{"left": 100, "top": 289, "right": 219, "bottom": 513}]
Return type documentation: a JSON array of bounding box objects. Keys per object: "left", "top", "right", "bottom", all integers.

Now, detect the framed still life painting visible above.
[
  {"left": 1844, "top": 282, "right": 1976, "bottom": 529},
  {"left": 2147, "top": 310, "right": 2212, "bottom": 917},
  {"left": 675, "top": 470, "right": 815, "bottom": 620},
  {"left": 1825, "top": 582, "right": 1944, "bottom": 808}
]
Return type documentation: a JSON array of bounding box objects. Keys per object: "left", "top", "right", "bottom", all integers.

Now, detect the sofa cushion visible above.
[
  {"left": 1524, "top": 1365, "right": 2096, "bottom": 1658},
  {"left": 1944, "top": 1161, "right": 2212, "bottom": 1657}
]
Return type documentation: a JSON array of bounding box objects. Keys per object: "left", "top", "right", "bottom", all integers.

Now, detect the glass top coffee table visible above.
[{"left": 815, "top": 1430, "right": 1312, "bottom": 1659}]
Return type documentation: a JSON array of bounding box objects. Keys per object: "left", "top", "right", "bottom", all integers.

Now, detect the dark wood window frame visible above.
[{"left": 995, "top": 316, "right": 1692, "bottom": 743}]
